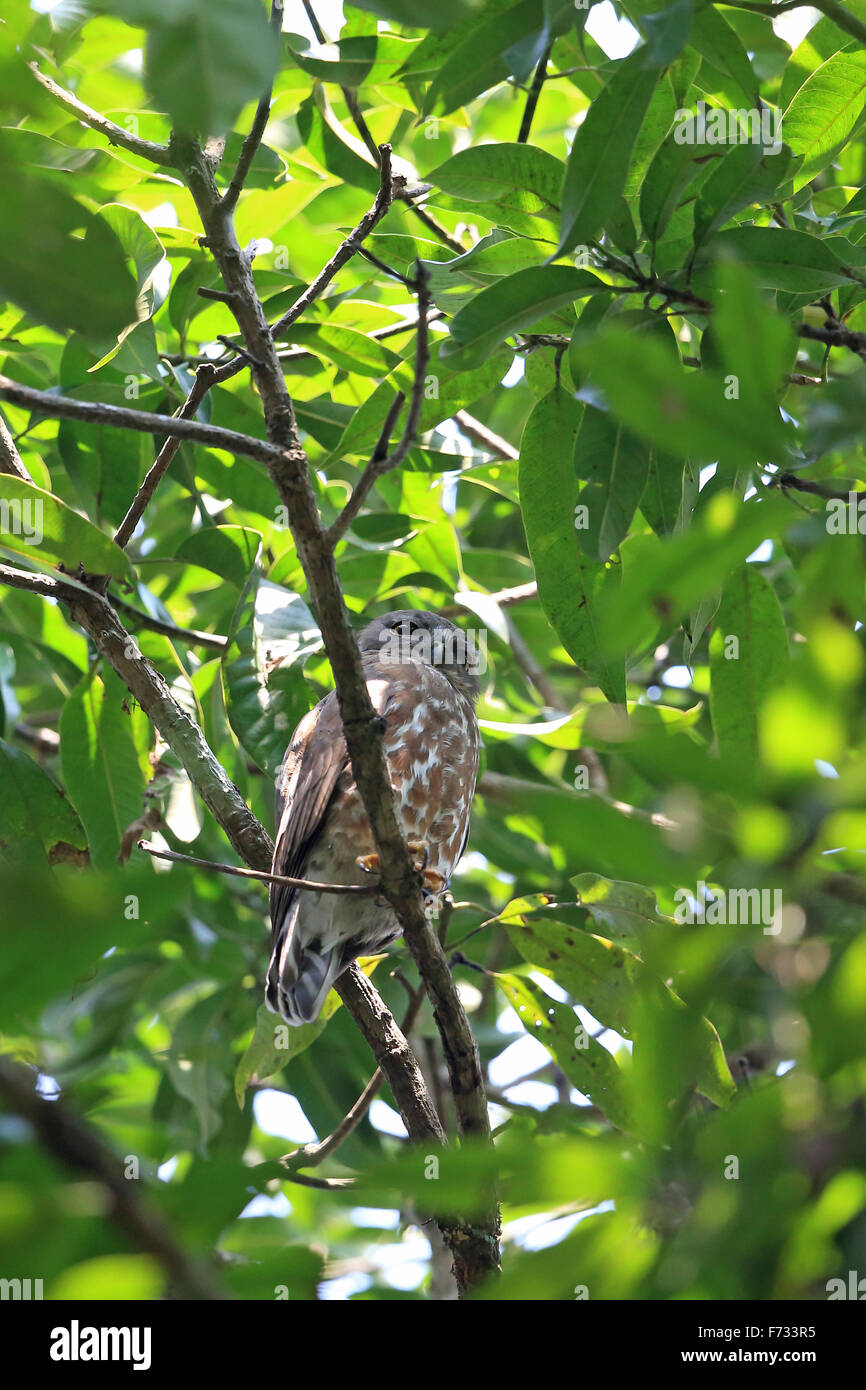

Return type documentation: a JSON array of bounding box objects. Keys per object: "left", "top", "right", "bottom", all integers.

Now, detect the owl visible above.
[{"left": 266, "top": 610, "right": 482, "bottom": 1025}]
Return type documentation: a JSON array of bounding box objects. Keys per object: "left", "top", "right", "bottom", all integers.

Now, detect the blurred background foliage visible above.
[{"left": 0, "top": 0, "right": 865, "bottom": 1300}]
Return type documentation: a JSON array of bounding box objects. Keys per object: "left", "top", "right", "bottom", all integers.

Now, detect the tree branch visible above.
[
  {"left": 28, "top": 63, "right": 176, "bottom": 166},
  {"left": 797, "top": 322, "right": 866, "bottom": 357},
  {"left": 113, "top": 365, "right": 218, "bottom": 550},
  {"left": 138, "top": 839, "right": 380, "bottom": 895},
  {"left": 0, "top": 374, "right": 294, "bottom": 467},
  {"left": 109, "top": 593, "right": 228, "bottom": 651},
  {"left": 111, "top": 126, "right": 498, "bottom": 1290},
  {"left": 0, "top": 563, "right": 273, "bottom": 869},
  {"left": 0, "top": 1057, "right": 225, "bottom": 1299},
  {"left": 281, "top": 979, "right": 425, "bottom": 1170},
  {"left": 326, "top": 264, "right": 431, "bottom": 545},
  {"left": 517, "top": 43, "right": 552, "bottom": 143},
  {"left": 716, "top": 0, "right": 866, "bottom": 47},
  {"left": 454, "top": 410, "right": 520, "bottom": 461},
  {"left": 0, "top": 412, "right": 33, "bottom": 483},
  {"left": 221, "top": 0, "right": 284, "bottom": 213},
  {"left": 269, "top": 143, "right": 396, "bottom": 340}
]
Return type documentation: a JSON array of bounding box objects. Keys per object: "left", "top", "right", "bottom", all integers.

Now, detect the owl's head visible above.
[{"left": 359, "top": 609, "right": 483, "bottom": 702}]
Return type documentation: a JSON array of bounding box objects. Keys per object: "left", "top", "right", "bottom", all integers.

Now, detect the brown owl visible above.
[{"left": 266, "top": 610, "right": 481, "bottom": 1025}]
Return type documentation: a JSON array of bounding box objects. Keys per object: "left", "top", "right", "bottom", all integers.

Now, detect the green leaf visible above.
[
  {"left": 496, "top": 971, "right": 633, "bottom": 1131},
  {"left": 59, "top": 669, "right": 145, "bottom": 870},
  {"left": 118, "top": 0, "right": 281, "bottom": 137},
  {"left": 502, "top": 912, "right": 642, "bottom": 1035},
  {"left": 642, "top": 0, "right": 694, "bottom": 69},
  {"left": 90, "top": 205, "right": 166, "bottom": 375},
  {"left": 641, "top": 448, "right": 685, "bottom": 536},
  {"left": 58, "top": 418, "right": 149, "bottom": 532},
  {"left": 352, "top": 0, "right": 471, "bottom": 29},
  {"left": 709, "top": 564, "right": 789, "bottom": 763},
  {"left": 0, "top": 477, "right": 134, "bottom": 581},
  {"left": 441, "top": 266, "right": 604, "bottom": 370},
  {"left": 784, "top": 48, "right": 866, "bottom": 191},
  {"left": 0, "top": 738, "right": 87, "bottom": 868},
  {"left": 689, "top": 5, "right": 758, "bottom": 107},
  {"left": 639, "top": 134, "right": 706, "bottom": 244},
  {"left": 427, "top": 142, "right": 564, "bottom": 221},
  {"left": 222, "top": 550, "right": 322, "bottom": 778},
  {"left": 333, "top": 341, "right": 511, "bottom": 462},
  {"left": 574, "top": 406, "right": 651, "bottom": 561},
  {"left": 296, "top": 93, "right": 380, "bottom": 194},
  {"left": 695, "top": 226, "right": 857, "bottom": 293},
  {"left": 0, "top": 167, "right": 138, "bottom": 342},
  {"left": 500, "top": 908, "right": 736, "bottom": 1108},
  {"left": 235, "top": 998, "right": 336, "bottom": 1105},
  {"left": 692, "top": 142, "right": 791, "bottom": 250},
  {"left": 571, "top": 873, "right": 671, "bottom": 940},
  {"left": 596, "top": 492, "right": 791, "bottom": 656},
  {"left": 287, "top": 34, "right": 378, "bottom": 85},
  {"left": 235, "top": 957, "right": 382, "bottom": 1104},
  {"left": 424, "top": 0, "right": 545, "bottom": 116},
  {"left": 574, "top": 325, "right": 786, "bottom": 475},
  {"left": 518, "top": 387, "right": 625, "bottom": 703},
  {"left": 175, "top": 525, "right": 262, "bottom": 589},
  {"left": 558, "top": 47, "right": 660, "bottom": 256}
]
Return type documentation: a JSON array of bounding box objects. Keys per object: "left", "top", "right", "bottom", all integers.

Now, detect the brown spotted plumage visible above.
[{"left": 266, "top": 610, "right": 481, "bottom": 1025}]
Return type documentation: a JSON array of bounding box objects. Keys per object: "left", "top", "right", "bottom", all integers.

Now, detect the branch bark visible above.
[
  {"left": 169, "top": 129, "right": 501, "bottom": 1287},
  {"left": 326, "top": 264, "right": 432, "bottom": 545},
  {"left": 0, "top": 374, "right": 291, "bottom": 467},
  {"left": 0, "top": 413, "right": 33, "bottom": 482},
  {"left": 28, "top": 63, "right": 176, "bottom": 165},
  {"left": 221, "top": 1, "right": 284, "bottom": 214},
  {"left": 113, "top": 364, "right": 218, "bottom": 549}
]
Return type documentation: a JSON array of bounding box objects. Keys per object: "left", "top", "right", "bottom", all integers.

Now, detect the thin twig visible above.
[
  {"left": 138, "top": 839, "right": 380, "bottom": 895},
  {"left": 517, "top": 43, "right": 552, "bottom": 143},
  {"left": 109, "top": 594, "right": 228, "bottom": 650},
  {"left": 28, "top": 63, "right": 176, "bottom": 166},
  {"left": 326, "top": 264, "right": 431, "bottom": 545},
  {"left": 719, "top": 0, "right": 866, "bottom": 47},
  {"left": 281, "top": 980, "right": 425, "bottom": 1171},
  {"left": 769, "top": 472, "right": 866, "bottom": 503},
  {"left": 221, "top": 0, "right": 284, "bottom": 213},
  {"left": 114, "top": 365, "right": 217, "bottom": 550},
  {"left": 270, "top": 144, "right": 396, "bottom": 340},
  {"left": 454, "top": 410, "right": 520, "bottom": 461}
]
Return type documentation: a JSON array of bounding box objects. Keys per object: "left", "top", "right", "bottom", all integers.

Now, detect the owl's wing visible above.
[
  {"left": 270, "top": 657, "right": 399, "bottom": 929},
  {"left": 270, "top": 690, "right": 349, "bottom": 933}
]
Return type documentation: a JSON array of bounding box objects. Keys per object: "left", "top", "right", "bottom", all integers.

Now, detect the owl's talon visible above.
[
  {"left": 356, "top": 841, "right": 437, "bottom": 886},
  {"left": 421, "top": 868, "right": 446, "bottom": 896},
  {"left": 406, "top": 839, "right": 429, "bottom": 872}
]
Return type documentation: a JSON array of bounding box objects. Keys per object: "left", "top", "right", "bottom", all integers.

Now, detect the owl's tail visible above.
[{"left": 265, "top": 899, "right": 344, "bottom": 1026}]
